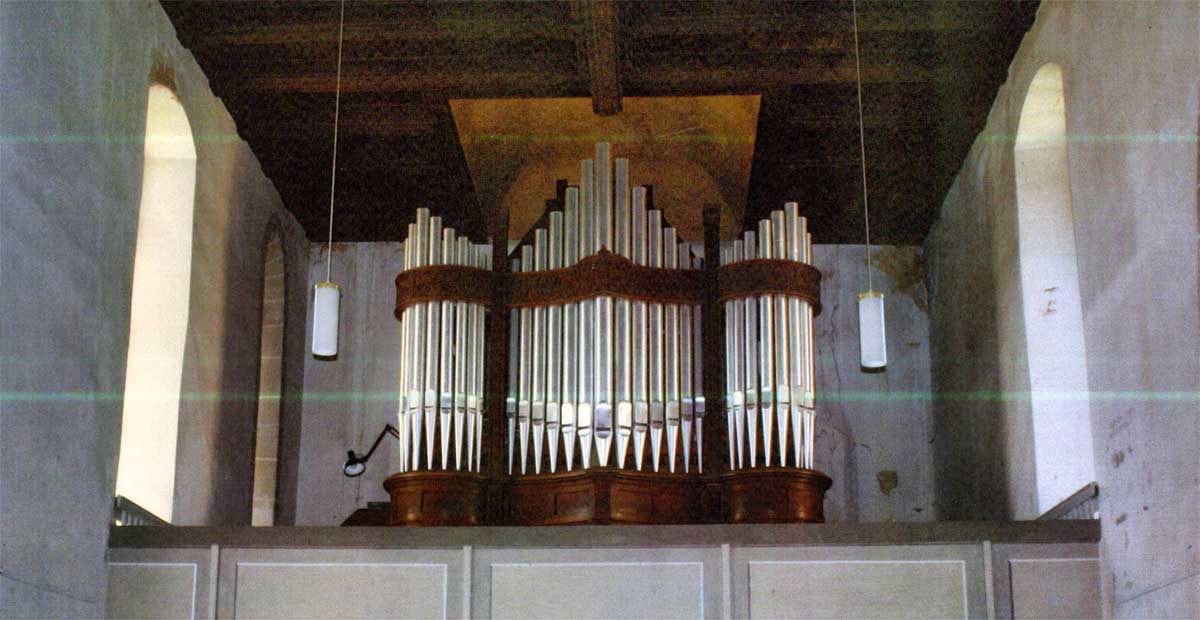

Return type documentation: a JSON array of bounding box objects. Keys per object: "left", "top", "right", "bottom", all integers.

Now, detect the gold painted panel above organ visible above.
[{"left": 449, "top": 95, "right": 760, "bottom": 244}]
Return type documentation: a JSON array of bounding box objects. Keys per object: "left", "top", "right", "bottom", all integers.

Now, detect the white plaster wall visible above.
[
  {"left": 1, "top": 1, "right": 308, "bottom": 616},
  {"left": 297, "top": 243, "right": 407, "bottom": 524},
  {"left": 924, "top": 1, "right": 1200, "bottom": 616},
  {"left": 296, "top": 242, "right": 933, "bottom": 524},
  {"left": 815, "top": 245, "right": 936, "bottom": 522}
]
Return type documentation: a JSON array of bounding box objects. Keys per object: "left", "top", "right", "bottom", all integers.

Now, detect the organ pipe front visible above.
[
  {"left": 720, "top": 203, "right": 817, "bottom": 471},
  {"left": 507, "top": 146, "right": 705, "bottom": 475},
  {"left": 387, "top": 143, "right": 831, "bottom": 526},
  {"left": 395, "top": 209, "right": 492, "bottom": 474}
]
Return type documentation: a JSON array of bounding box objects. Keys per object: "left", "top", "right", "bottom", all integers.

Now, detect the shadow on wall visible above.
[{"left": 926, "top": 177, "right": 1018, "bottom": 521}]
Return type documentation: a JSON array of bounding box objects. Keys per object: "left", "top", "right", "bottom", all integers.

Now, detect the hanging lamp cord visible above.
[
  {"left": 851, "top": 0, "right": 873, "bottom": 291},
  {"left": 325, "top": 0, "right": 346, "bottom": 283}
]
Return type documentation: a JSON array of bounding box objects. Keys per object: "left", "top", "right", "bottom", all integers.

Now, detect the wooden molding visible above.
[
  {"left": 507, "top": 248, "right": 707, "bottom": 307},
  {"left": 394, "top": 265, "right": 496, "bottom": 317},
  {"left": 717, "top": 259, "right": 823, "bottom": 315}
]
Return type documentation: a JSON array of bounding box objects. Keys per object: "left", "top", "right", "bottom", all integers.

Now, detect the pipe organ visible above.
[{"left": 388, "top": 143, "right": 830, "bottom": 527}]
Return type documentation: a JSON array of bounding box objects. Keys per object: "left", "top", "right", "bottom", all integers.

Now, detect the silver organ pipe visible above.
[
  {"left": 409, "top": 211, "right": 429, "bottom": 471},
  {"left": 784, "top": 203, "right": 804, "bottom": 467},
  {"left": 518, "top": 245, "right": 533, "bottom": 474},
  {"left": 423, "top": 216, "right": 442, "bottom": 470},
  {"left": 457, "top": 237, "right": 472, "bottom": 471},
  {"left": 647, "top": 209, "right": 665, "bottom": 471},
  {"left": 395, "top": 209, "right": 491, "bottom": 473},
  {"left": 439, "top": 227, "right": 456, "bottom": 471},
  {"left": 770, "top": 210, "right": 790, "bottom": 467},
  {"left": 578, "top": 160, "right": 595, "bottom": 469},
  {"left": 742, "top": 230, "right": 758, "bottom": 469},
  {"left": 722, "top": 244, "right": 737, "bottom": 470},
  {"left": 722, "top": 205, "right": 819, "bottom": 470},
  {"left": 756, "top": 219, "right": 775, "bottom": 466},
  {"left": 502, "top": 144, "right": 708, "bottom": 474},
  {"left": 594, "top": 144, "right": 614, "bottom": 468},
  {"left": 546, "top": 212, "right": 564, "bottom": 473},
  {"left": 692, "top": 245, "right": 704, "bottom": 473},
  {"left": 532, "top": 229, "right": 547, "bottom": 473},
  {"left": 663, "top": 226, "right": 680, "bottom": 472},
  {"left": 463, "top": 242, "right": 477, "bottom": 471},
  {"left": 732, "top": 239, "right": 746, "bottom": 469},
  {"left": 398, "top": 237, "right": 411, "bottom": 472},
  {"left": 631, "top": 189, "right": 649, "bottom": 470},
  {"left": 472, "top": 243, "right": 488, "bottom": 472},
  {"left": 614, "top": 158, "right": 632, "bottom": 469},
  {"left": 681, "top": 244, "right": 700, "bottom": 472},
  {"left": 803, "top": 231, "right": 816, "bottom": 469},
  {"left": 561, "top": 187, "right": 580, "bottom": 470},
  {"left": 506, "top": 256, "right": 520, "bottom": 474}
]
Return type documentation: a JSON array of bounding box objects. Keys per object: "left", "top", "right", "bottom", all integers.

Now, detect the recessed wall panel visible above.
[
  {"left": 107, "top": 562, "right": 197, "bottom": 620},
  {"left": 747, "top": 560, "right": 967, "bottom": 620},
  {"left": 1010, "top": 558, "right": 1100, "bottom": 620},
  {"left": 233, "top": 563, "right": 447, "bottom": 620},
  {"left": 490, "top": 562, "right": 704, "bottom": 620}
]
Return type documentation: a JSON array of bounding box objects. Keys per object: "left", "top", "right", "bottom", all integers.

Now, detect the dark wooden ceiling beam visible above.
[
  {"left": 623, "top": 2, "right": 1015, "bottom": 36},
  {"left": 626, "top": 62, "right": 927, "bottom": 92},
  {"left": 248, "top": 71, "right": 586, "bottom": 96},
  {"left": 247, "top": 59, "right": 922, "bottom": 96},
  {"left": 573, "top": 0, "right": 622, "bottom": 116},
  {"left": 191, "top": 15, "right": 574, "bottom": 48}
]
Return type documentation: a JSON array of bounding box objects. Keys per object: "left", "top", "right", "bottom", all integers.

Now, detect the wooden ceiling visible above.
[{"left": 161, "top": 0, "right": 1038, "bottom": 244}]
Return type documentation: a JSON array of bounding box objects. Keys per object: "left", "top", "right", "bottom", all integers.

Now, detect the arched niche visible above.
[
  {"left": 115, "top": 84, "right": 198, "bottom": 522},
  {"left": 1014, "top": 63, "right": 1095, "bottom": 516}
]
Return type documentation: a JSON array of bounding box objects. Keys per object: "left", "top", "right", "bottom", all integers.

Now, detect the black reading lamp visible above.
[{"left": 342, "top": 424, "right": 400, "bottom": 477}]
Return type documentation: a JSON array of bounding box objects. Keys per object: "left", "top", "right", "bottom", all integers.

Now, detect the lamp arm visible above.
[{"left": 356, "top": 424, "right": 401, "bottom": 464}]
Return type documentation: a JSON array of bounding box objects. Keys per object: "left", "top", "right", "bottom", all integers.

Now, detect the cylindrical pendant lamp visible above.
[
  {"left": 312, "top": 281, "right": 341, "bottom": 356},
  {"left": 857, "top": 290, "right": 886, "bottom": 368},
  {"left": 851, "top": 0, "right": 887, "bottom": 370},
  {"left": 311, "top": 0, "right": 346, "bottom": 359}
]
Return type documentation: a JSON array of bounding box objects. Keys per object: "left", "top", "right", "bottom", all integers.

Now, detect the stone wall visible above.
[
  {"left": 924, "top": 1, "right": 1199, "bottom": 616},
  {"left": 296, "top": 242, "right": 934, "bottom": 525},
  {"left": 0, "top": 2, "right": 307, "bottom": 616}
]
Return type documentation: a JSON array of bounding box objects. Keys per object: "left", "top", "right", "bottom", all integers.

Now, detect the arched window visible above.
[
  {"left": 1014, "top": 63, "right": 1095, "bottom": 516},
  {"left": 252, "top": 229, "right": 286, "bottom": 526},
  {"left": 115, "top": 84, "right": 197, "bottom": 523}
]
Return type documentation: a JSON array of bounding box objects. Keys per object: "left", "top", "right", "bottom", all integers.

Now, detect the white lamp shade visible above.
[
  {"left": 858, "top": 290, "right": 887, "bottom": 369},
  {"left": 312, "top": 282, "right": 341, "bottom": 357}
]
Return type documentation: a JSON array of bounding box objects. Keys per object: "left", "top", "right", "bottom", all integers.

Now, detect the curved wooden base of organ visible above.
[
  {"left": 720, "top": 468, "right": 832, "bottom": 524},
  {"left": 383, "top": 471, "right": 488, "bottom": 526},
  {"left": 500, "top": 469, "right": 702, "bottom": 525},
  {"left": 382, "top": 468, "right": 830, "bottom": 526}
]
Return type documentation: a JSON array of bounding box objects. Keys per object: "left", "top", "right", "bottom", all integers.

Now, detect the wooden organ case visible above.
[{"left": 388, "top": 144, "right": 831, "bottom": 526}]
